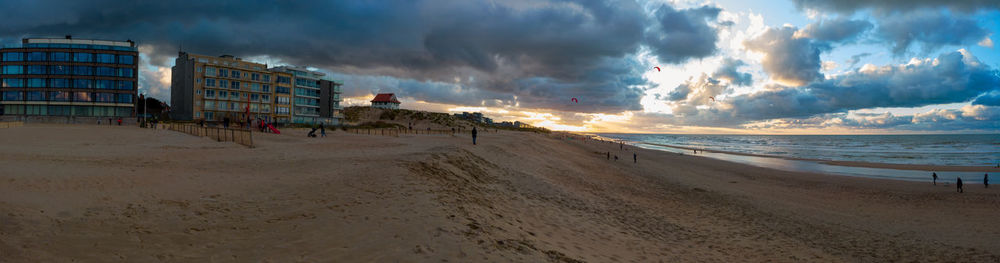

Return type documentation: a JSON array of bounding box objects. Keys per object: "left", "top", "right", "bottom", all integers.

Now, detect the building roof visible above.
[{"left": 371, "top": 93, "right": 400, "bottom": 103}]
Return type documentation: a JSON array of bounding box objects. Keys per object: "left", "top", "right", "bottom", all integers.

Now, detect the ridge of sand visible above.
[{"left": 1, "top": 124, "right": 997, "bottom": 262}]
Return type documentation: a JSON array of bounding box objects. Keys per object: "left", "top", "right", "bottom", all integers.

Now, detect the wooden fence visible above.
[
  {"left": 0, "top": 121, "right": 24, "bottom": 128},
  {"left": 165, "top": 123, "right": 254, "bottom": 148},
  {"left": 345, "top": 127, "right": 473, "bottom": 137}
]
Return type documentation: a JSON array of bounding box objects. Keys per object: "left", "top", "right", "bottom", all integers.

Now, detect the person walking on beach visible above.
[
  {"left": 957, "top": 177, "right": 964, "bottom": 193},
  {"left": 117, "top": 117, "right": 122, "bottom": 126},
  {"left": 985, "top": 173, "right": 989, "bottom": 188},
  {"left": 607, "top": 152, "right": 610, "bottom": 160},
  {"left": 633, "top": 152, "right": 637, "bottom": 163},
  {"left": 932, "top": 172, "right": 938, "bottom": 185},
  {"left": 320, "top": 123, "right": 326, "bottom": 137},
  {"left": 472, "top": 127, "right": 478, "bottom": 145}
]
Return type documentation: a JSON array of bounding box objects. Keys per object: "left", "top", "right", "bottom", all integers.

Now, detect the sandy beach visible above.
[{"left": 1, "top": 124, "right": 998, "bottom": 262}]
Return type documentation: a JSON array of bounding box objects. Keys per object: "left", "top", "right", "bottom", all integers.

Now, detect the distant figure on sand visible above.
[
  {"left": 620, "top": 142, "right": 623, "bottom": 150},
  {"left": 614, "top": 155, "right": 618, "bottom": 161},
  {"left": 932, "top": 172, "right": 938, "bottom": 185},
  {"left": 607, "top": 152, "right": 610, "bottom": 160},
  {"left": 117, "top": 117, "right": 122, "bottom": 126},
  {"left": 633, "top": 153, "right": 637, "bottom": 163},
  {"left": 957, "top": 177, "right": 964, "bottom": 193},
  {"left": 985, "top": 173, "right": 989, "bottom": 188},
  {"left": 320, "top": 123, "right": 326, "bottom": 137},
  {"left": 472, "top": 127, "right": 478, "bottom": 145}
]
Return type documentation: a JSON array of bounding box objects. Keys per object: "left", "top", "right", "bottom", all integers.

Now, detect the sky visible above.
[{"left": 1, "top": 0, "right": 997, "bottom": 134}]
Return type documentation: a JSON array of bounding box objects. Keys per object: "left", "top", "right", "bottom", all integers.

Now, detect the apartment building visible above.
[
  {"left": 170, "top": 52, "right": 293, "bottom": 124},
  {"left": 0, "top": 37, "right": 138, "bottom": 120}
]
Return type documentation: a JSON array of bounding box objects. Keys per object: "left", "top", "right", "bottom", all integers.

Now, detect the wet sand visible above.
[{"left": 1, "top": 124, "right": 998, "bottom": 262}]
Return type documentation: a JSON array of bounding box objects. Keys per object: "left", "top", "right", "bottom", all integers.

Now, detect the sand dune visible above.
[{"left": 1, "top": 124, "right": 997, "bottom": 262}]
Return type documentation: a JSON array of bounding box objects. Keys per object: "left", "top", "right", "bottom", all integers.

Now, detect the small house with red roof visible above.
[{"left": 370, "top": 93, "right": 401, "bottom": 110}]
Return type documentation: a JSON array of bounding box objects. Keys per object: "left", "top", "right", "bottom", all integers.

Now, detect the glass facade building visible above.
[{"left": 0, "top": 37, "right": 137, "bottom": 117}]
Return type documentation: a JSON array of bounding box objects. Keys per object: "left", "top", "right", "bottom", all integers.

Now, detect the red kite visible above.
[
  {"left": 653, "top": 66, "right": 661, "bottom": 72},
  {"left": 571, "top": 98, "right": 578, "bottom": 103}
]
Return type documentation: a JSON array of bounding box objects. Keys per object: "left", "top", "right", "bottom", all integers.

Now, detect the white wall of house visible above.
[{"left": 371, "top": 102, "right": 400, "bottom": 110}]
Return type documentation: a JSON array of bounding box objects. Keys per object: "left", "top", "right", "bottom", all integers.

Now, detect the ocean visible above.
[{"left": 597, "top": 134, "right": 1000, "bottom": 167}]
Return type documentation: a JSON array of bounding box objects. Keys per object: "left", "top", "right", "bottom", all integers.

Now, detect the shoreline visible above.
[{"left": 636, "top": 142, "right": 999, "bottom": 173}]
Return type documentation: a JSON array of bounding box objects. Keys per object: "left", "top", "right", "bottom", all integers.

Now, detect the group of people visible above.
[
  {"left": 934, "top": 172, "right": 989, "bottom": 193},
  {"left": 604, "top": 141, "right": 638, "bottom": 164}
]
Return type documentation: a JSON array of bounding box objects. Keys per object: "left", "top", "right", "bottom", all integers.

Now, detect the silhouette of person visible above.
[
  {"left": 633, "top": 153, "right": 637, "bottom": 163},
  {"left": 607, "top": 152, "right": 610, "bottom": 160},
  {"left": 472, "top": 127, "right": 478, "bottom": 145},
  {"left": 985, "top": 173, "right": 989, "bottom": 188},
  {"left": 932, "top": 172, "right": 938, "bottom": 185},
  {"left": 320, "top": 123, "right": 326, "bottom": 137},
  {"left": 957, "top": 177, "right": 964, "bottom": 193}
]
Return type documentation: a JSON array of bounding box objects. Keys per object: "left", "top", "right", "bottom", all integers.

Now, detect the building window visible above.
[
  {"left": 219, "top": 69, "right": 228, "bottom": 78},
  {"left": 116, "top": 93, "right": 132, "bottom": 103},
  {"left": 3, "top": 91, "right": 23, "bottom": 101},
  {"left": 218, "top": 79, "right": 228, "bottom": 89},
  {"left": 251, "top": 83, "right": 260, "bottom": 92},
  {"left": 95, "top": 67, "right": 116, "bottom": 76},
  {"left": 230, "top": 81, "right": 239, "bottom": 90},
  {"left": 26, "top": 78, "right": 46, "bottom": 88},
  {"left": 73, "top": 92, "right": 92, "bottom": 102},
  {"left": 25, "top": 91, "right": 44, "bottom": 101},
  {"left": 2, "top": 78, "right": 24, "bottom": 88},
  {"left": 118, "top": 68, "right": 134, "bottom": 78},
  {"left": 276, "top": 96, "right": 290, "bottom": 105},
  {"left": 95, "top": 80, "right": 114, "bottom": 90},
  {"left": 196, "top": 89, "right": 201, "bottom": 95},
  {"left": 205, "top": 66, "right": 216, "bottom": 77},
  {"left": 276, "top": 86, "right": 290, "bottom": 94},
  {"left": 205, "top": 78, "right": 216, "bottom": 87},
  {"left": 196, "top": 112, "right": 201, "bottom": 118},
  {"left": 74, "top": 66, "right": 93, "bottom": 76},
  {"left": 261, "top": 95, "right": 270, "bottom": 102},
  {"left": 73, "top": 53, "right": 93, "bottom": 62},
  {"left": 26, "top": 52, "right": 46, "bottom": 61},
  {"left": 250, "top": 94, "right": 259, "bottom": 101},
  {"left": 73, "top": 79, "right": 92, "bottom": 89},
  {"left": 217, "top": 90, "right": 227, "bottom": 99},
  {"left": 277, "top": 76, "right": 291, "bottom": 84},
  {"left": 50, "top": 52, "right": 71, "bottom": 62},
  {"left": 50, "top": 65, "right": 71, "bottom": 75},
  {"left": 262, "top": 84, "right": 270, "bottom": 93},
  {"left": 50, "top": 78, "right": 70, "bottom": 88},
  {"left": 263, "top": 74, "right": 271, "bottom": 82},
  {"left": 2, "top": 52, "right": 23, "bottom": 62},
  {"left": 95, "top": 93, "right": 115, "bottom": 103},
  {"left": 2, "top": 65, "right": 22, "bottom": 74},
  {"left": 117, "top": 81, "right": 134, "bottom": 90},
  {"left": 118, "top": 55, "right": 135, "bottom": 65},
  {"left": 251, "top": 73, "right": 260, "bottom": 81},
  {"left": 25, "top": 65, "right": 47, "bottom": 75},
  {"left": 231, "top": 92, "right": 239, "bottom": 99},
  {"left": 49, "top": 91, "right": 71, "bottom": 101},
  {"left": 231, "top": 70, "right": 240, "bottom": 79},
  {"left": 205, "top": 100, "right": 215, "bottom": 110},
  {"left": 205, "top": 89, "right": 216, "bottom": 98},
  {"left": 96, "top": 53, "right": 115, "bottom": 64}
]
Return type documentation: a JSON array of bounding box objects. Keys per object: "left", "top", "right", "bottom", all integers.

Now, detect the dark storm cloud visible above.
[
  {"left": 712, "top": 58, "right": 753, "bottom": 86},
  {"left": 643, "top": 4, "right": 722, "bottom": 63},
  {"left": 875, "top": 10, "right": 991, "bottom": 55},
  {"left": 791, "top": 0, "right": 1000, "bottom": 13},
  {"left": 973, "top": 92, "right": 1000, "bottom": 106},
  {"left": 744, "top": 26, "right": 824, "bottom": 86},
  {"left": 727, "top": 51, "right": 1000, "bottom": 120},
  {"left": 796, "top": 17, "right": 873, "bottom": 43},
  {"left": 0, "top": 0, "right": 681, "bottom": 113}
]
